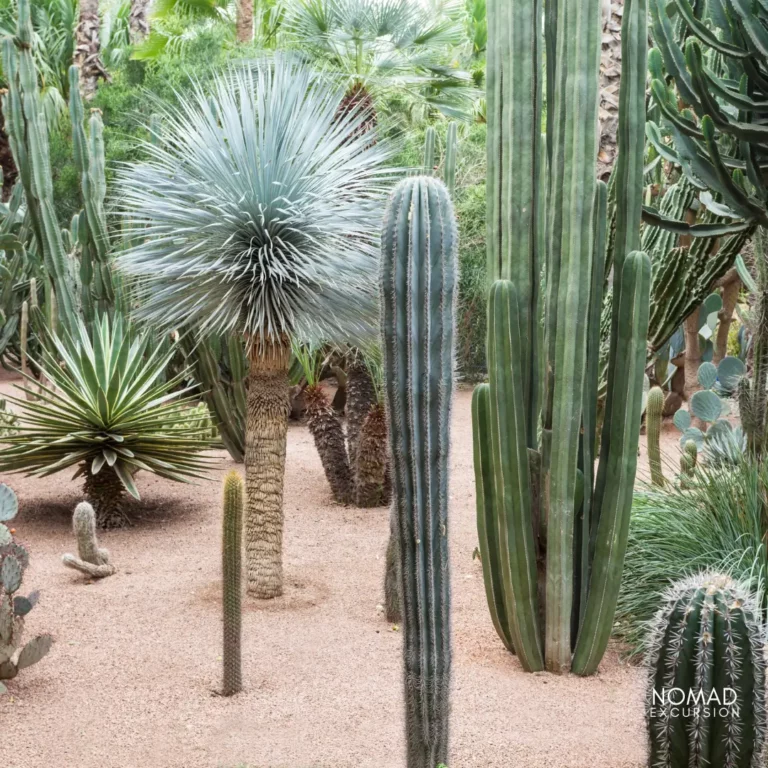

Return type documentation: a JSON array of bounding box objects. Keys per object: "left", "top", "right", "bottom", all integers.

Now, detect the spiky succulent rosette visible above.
[{"left": 116, "top": 57, "right": 397, "bottom": 350}]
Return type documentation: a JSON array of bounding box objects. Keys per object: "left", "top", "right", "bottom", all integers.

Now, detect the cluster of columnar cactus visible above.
[
  {"left": 62, "top": 502, "right": 116, "bottom": 579},
  {"left": 221, "top": 472, "right": 243, "bottom": 696},
  {"left": 0, "top": 484, "right": 52, "bottom": 692},
  {"left": 381, "top": 175, "right": 458, "bottom": 767},
  {"left": 473, "top": 0, "right": 650, "bottom": 675},
  {"left": 646, "top": 572, "right": 767, "bottom": 767}
]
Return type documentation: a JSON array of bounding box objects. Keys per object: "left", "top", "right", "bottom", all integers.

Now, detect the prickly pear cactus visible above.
[
  {"left": 0, "top": 483, "right": 52, "bottom": 692},
  {"left": 646, "top": 572, "right": 767, "bottom": 767}
]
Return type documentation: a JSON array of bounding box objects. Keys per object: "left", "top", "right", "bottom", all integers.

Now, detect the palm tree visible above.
[
  {"left": 75, "top": 0, "right": 109, "bottom": 97},
  {"left": 235, "top": 0, "right": 252, "bottom": 42},
  {"left": 284, "top": 0, "right": 473, "bottom": 122},
  {"left": 117, "top": 59, "right": 395, "bottom": 597},
  {"left": 129, "top": 0, "right": 150, "bottom": 41}
]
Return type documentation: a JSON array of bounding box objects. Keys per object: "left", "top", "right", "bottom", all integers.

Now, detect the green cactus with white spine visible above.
[
  {"left": 0, "top": 483, "right": 52, "bottom": 693},
  {"left": 647, "top": 386, "right": 665, "bottom": 487},
  {"left": 380, "top": 175, "right": 457, "bottom": 768},
  {"left": 646, "top": 572, "right": 767, "bottom": 767},
  {"left": 221, "top": 471, "right": 243, "bottom": 696},
  {"left": 62, "top": 502, "right": 116, "bottom": 579},
  {"left": 473, "top": 0, "right": 651, "bottom": 675}
]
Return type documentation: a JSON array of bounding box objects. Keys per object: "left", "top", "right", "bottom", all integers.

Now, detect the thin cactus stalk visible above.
[
  {"left": 475, "top": 0, "right": 650, "bottom": 675},
  {"left": 221, "top": 471, "right": 243, "bottom": 696},
  {"left": 646, "top": 386, "right": 665, "bottom": 487},
  {"left": 384, "top": 507, "right": 401, "bottom": 624},
  {"left": 646, "top": 572, "right": 767, "bottom": 767},
  {"left": 62, "top": 502, "right": 116, "bottom": 579},
  {"left": 423, "top": 126, "right": 436, "bottom": 174},
  {"left": 680, "top": 438, "right": 698, "bottom": 487},
  {"left": 444, "top": 122, "right": 457, "bottom": 196},
  {"left": 381, "top": 175, "right": 457, "bottom": 768}
]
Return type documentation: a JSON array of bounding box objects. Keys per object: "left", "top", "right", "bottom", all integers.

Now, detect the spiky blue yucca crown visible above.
[{"left": 117, "top": 57, "right": 397, "bottom": 349}]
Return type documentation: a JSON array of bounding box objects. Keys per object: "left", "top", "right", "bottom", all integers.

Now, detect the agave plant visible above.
[
  {"left": 0, "top": 315, "right": 215, "bottom": 527},
  {"left": 116, "top": 57, "right": 395, "bottom": 597},
  {"left": 284, "top": 0, "right": 474, "bottom": 122}
]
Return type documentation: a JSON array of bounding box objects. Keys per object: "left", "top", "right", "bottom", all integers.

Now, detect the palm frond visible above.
[{"left": 116, "top": 57, "right": 398, "bottom": 349}]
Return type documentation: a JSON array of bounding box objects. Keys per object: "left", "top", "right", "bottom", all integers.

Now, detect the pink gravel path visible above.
[{"left": 0, "top": 369, "right": 647, "bottom": 768}]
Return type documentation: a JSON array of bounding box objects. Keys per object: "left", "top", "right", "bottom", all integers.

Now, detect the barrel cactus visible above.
[
  {"left": 0, "top": 484, "right": 52, "bottom": 693},
  {"left": 221, "top": 471, "right": 243, "bottom": 696},
  {"left": 381, "top": 175, "right": 458, "bottom": 768},
  {"left": 646, "top": 571, "right": 767, "bottom": 766}
]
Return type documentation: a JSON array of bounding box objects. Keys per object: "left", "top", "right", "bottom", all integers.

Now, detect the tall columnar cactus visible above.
[
  {"left": 646, "top": 386, "right": 665, "bottom": 487},
  {"left": 62, "top": 502, "right": 116, "bottom": 579},
  {"left": 423, "top": 127, "right": 436, "bottom": 173},
  {"left": 475, "top": 0, "right": 651, "bottom": 675},
  {"left": 0, "top": 483, "right": 52, "bottom": 693},
  {"left": 646, "top": 572, "right": 767, "bottom": 767},
  {"left": 381, "top": 175, "right": 457, "bottom": 768},
  {"left": 221, "top": 471, "right": 243, "bottom": 696}
]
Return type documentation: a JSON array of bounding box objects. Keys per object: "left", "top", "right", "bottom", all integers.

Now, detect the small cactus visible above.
[
  {"left": 646, "top": 571, "right": 767, "bottom": 767},
  {"left": 680, "top": 439, "right": 698, "bottom": 487},
  {"left": 62, "top": 502, "right": 116, "bottom": 579},
  {"left": 0, "top": 483, "right": 52, "bottom": 692},
  {"left": 221, "top": 471, "right": 243, "bottom": 696},
  {"left": 646, "top": 386, "right": 665, "bottom": 487}
]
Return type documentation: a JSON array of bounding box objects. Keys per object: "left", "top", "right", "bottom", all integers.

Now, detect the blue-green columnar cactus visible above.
[
  {"left": 381, "top": 175, "right": 458, "bottom": 768},
  {"left": 474, "top": 0, "right": 651, "bottom": 675}
]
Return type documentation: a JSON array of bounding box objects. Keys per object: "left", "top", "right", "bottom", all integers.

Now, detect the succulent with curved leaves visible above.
[
  {"left": 117, "top": 58, "right": 396, "bottom": 596},
  {"left": 0, "top": 315, "right": 215, "bottom": 527},
  {"left": 0, "top": 483, "right": 51, "bottom": 693}
]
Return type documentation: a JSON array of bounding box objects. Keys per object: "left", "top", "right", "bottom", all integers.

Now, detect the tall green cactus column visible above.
[
  {"left": 381, "top": 175, "right": 458, "bottom": 768},
  {"left": 221, "top": 471, "right": 243, "bottom": 696},
  {"left": 473, "top": 0, "right": 651, "bottom": 675}
]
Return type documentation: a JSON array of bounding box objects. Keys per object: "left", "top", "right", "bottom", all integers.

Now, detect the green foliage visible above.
[
  {"left": 0, "top": 483, "right": 51, "bottom": 692},
  {"left": 617, "top": 456, "right": 768, "bottom": 656},
  {"left": 0, "top": 314, "right": 215, "bottom": 498},
  {"left": 646, "top": 571, "right": 767, "bottom": 767},
  {"left": 381, "top": 175, "right": 457, "bottom": 768}
]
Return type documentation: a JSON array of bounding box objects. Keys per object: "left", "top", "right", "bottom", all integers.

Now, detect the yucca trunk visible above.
[
  {"left": 74, "top": 0, "right": 107, "bottom": 99},
  {"left": 355, "top": 402, "right": 388, "bottom": 507},
  {"left": 345, "top": 357, "right": 375, "bottom": 471},
  {"left": 305, "top": 385, "right": 351, "bottom": 504},
  {"left": 245, "top": 340, "right": 291, "bottom": 598},
  {"left": 83, "top": 465, "right": 127, "bottom": 529},
  {"left": 236, "top": 0, "right": 254, "bottom": 43},
  {"left": 128, "top": 0, "right": 150, "bottom": 43}
]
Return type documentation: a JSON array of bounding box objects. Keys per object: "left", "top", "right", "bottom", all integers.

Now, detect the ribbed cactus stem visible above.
[
  {"left": 443, "top": 122, "right": 457, "bottom": 196},
  {"left": 646, "top": 386, "right": 665, "bottom": 487},
  {"left": 221, "top": 471, "right": 243, "bottom": 696},
  {"left": 62, "top": 502, "right": 115, "bottom": 578},
  {"left": 381, "top": 175, "right": 457, "bottom": 768},
  {"left": 646, "top": 572, "right": 767, "bottom": 766},
  {"left": 680, "top": 439, "right": 698, "bottom": 486},
  {"left": 423, "top": 127, "right": 436, "bottom": 174}
]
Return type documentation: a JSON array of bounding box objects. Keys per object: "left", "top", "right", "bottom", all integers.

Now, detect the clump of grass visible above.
[{"left": 616, "top": 456, "right": 768, "bottom": 658}]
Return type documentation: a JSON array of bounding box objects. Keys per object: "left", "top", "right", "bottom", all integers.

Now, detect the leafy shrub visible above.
[{"left": 616, "top": 456, "right": 768, "bottom": 657}]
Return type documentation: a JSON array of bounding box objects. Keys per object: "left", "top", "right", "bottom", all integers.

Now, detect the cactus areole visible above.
[{"left": 473, "top": 0, "right": 651, "bottom": 674}]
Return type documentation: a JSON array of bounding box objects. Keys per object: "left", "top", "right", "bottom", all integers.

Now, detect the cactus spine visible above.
[
  {"left": 475, "top": 0, "right": 651, "bottom": 674},
  {"left": 381, "top": 175, "right": 457, "bottom": 768},
  {"left": 646, "top": 572, "right": 767, "bottom": 767},
  {"left": 647, "top": 386, "right": 665, "bottom": 487},
  {"left": 62, "top": 502, "right": 116, "bottom": 578},
  {"left": 221, "top": 471, "right": 243, "bottom": 696}
]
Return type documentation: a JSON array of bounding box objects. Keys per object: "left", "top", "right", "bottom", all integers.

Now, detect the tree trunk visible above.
[
  {"left": 83, "top": 464, "right": 127, "bottom": 529},
  {"left": 236, "top": 0, "right": 254, "bottom": 43},
  {"left": 128, "top": 0, "right": 150, "bottom": 43},
  {"left": 245, "top": 340, "right": 291, "bottom": 599},
  {"left": 713, "top": 269, "right": 740, "bottom": 364},
  {"left": 75, "top": 0, "right": 108, "bottom": 99},
  {"left": 305, "top": 385, "right": 351, "bottom": 504},
  {"left": 355, "top": 403, "right": 388, "bottom": 507},
  {"left": 683, "top": 312, "right": 702, "bottom": 401},
  {"left": 345, "top": 356, "right": 375, "bottom": 472}
]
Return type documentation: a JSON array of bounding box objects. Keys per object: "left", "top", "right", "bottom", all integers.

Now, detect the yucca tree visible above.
[
  {"left": 284, "top": 0, "right": 473, "bottom": 122},
  {"left": 117, "top": 58, "right": 395, "bottom": 598},
  {"left": 0, "top": 315, "right": 215, "bottom": 527}
]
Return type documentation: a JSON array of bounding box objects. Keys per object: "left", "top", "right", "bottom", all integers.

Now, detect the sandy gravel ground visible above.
[{"left": 0, "top": 368, "right": 654, "bottom": 768}]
